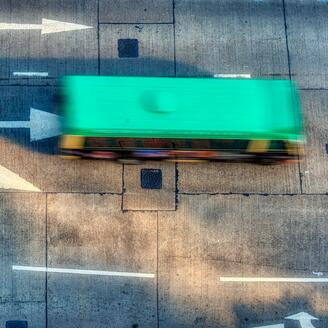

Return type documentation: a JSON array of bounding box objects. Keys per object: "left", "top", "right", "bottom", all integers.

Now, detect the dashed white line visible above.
[
  {"left": 13, "top": 72, "right": 49, "bottom": 77},
  {"left": 13, "top": 265, "right": 155, "bottom": 279},
  {"left": 214, "top": 73, "right": 251, "bottom": 79},
  {"left": 219, "top": 277, "right": 328, "bottom": 283}
]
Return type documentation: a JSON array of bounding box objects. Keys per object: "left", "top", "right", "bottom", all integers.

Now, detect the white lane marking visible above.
[
  {"left": 13, "top": 72, "right": 49, "bottom": 77},
  {"left": 312, "top": 271, "right": 323, "bottom": 276},
  {"left": 0, "top": 165, "right": 40, "bottom": 191},
  {"left": 0, "top": 121, "right": 30, "bottom": 128},
  {"left": 0, "top": 108, "right": 61, "bottom": 141},
  {"left": 253, "top": 324, "right": 284, "bottom": 328},
  {"left": 0, "top": 18, "right": 93, "bottom": 35},
  {"left": 219, "top": 277, "right": 328, "bottom": 283},
  {"left": 214, "top": 73, "right": 251, "bottom": 78},
  {"left": 13, "top": 265, "right": 155, "bottom": 279},
  {"left": 285, "top": 312, "right": 318, "bottom": 328}
]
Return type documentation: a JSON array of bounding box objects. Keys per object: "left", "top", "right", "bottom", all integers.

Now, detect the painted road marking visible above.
[
  {"left": 214, "top": 73, "right": 251, "bottom": 78},
  {"left": 285, "top": 312, "right": 318, "bottom": 328},
  {"left": 251, "top": 312, "right": 318, "bottom": 328},
  {"left": 220, "top": 276, "right": 328, "bottom": 283},
  {"left": 0, "top": 108, "right": 61, "bottom": 141},
  {"left": 13, "top": 72, "right": 49, "bottom": 77},
  {"left": 13, "top": 265, "right": 155, "bottom": 278},
  {"left": 253, "top": 324, "right": 284, "bottom": 328},
  {"left": 0, "top": 18, "right": 93, "bottom": 35},
  {"left": 0, "top": 165, "right": 40, "bottom": 191}
]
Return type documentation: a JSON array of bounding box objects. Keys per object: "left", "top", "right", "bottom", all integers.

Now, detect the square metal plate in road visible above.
[
  {"left": 100, "top": 24, "right": 174, "bottom": 76},
  {"left": 118, "top": 39, "right": 139, "bottom": 58},
  {"left": 6, "top": 321, "right": 28, "bottom": 328},
  {"left": 141, "top": 169, "right": 162, "bottom": 189},
  {"left": 123, "top": 162, "right": 175, "bottom": 210}
]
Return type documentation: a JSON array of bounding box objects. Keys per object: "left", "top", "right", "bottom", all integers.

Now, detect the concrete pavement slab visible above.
[
  {"left": 47, "top": 194, "right": 157, "bottom": 327},
  {"left": 300, "top": 90, "right": 328, "bottom": 193},
  {"left": 123, "top": 161, "right": 176, "bottom": 210},
  {"left": 0, "top": 0, "right": 98, "bottom": 81},
  {"left": 158, "top": 194, "right": 328, "bottom": 327},
  {"left": 99, "top": 0, "right": 173, "bottom": 23},
  {"left": 159, "top": 194, "right": 328, "bottom": 269},
  {"left": 0, "top": 303, "right": 45, "bottom": 328},
  {"left": 285, "top": 0, "right": 328, "bottom": 89},
  {"left": 178, "top": 162, "right": 301, "bottom": 194},
  {"left": 100, "top": 24, "right": 174, "bottom": 76},
  {"left": 158, "top": 257, "right": 328, "bottom": 328},
  {"left": 174, "top": 0, "right": 289, "bottom": 78},
  {"left": 0, "top": 193, "right": 46, "bottom": 326},
  {"left": 0, "top": 86, "right": 122, "bottom": 192}
]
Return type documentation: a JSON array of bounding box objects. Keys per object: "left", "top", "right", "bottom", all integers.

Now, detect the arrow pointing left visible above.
[
  {"left": 0, "top": 18, "right": 93, "bottom": 34},
  {"left": 0, "top": 108, "right": 61, "bottom": 141}
]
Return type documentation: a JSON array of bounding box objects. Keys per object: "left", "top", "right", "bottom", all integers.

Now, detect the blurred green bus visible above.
[{"left": 60, "top": 76, "right": 304, "bottom": 164}]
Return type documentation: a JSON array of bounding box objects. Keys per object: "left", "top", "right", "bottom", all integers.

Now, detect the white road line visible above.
[
  {"left": 13, "top": 72, "right": 49, "bottom": 77},
  {"left": 0, "top": 19, "right": 93, "bottom": 35},
  {"left": 0, "top": 108, "right": 61, "bottom": 141},
  {"left": 214, "top": 73, "right": 251, "bottom": 78},
  {"left": 13, "top": 265, "right": 155, "bottom": 279},
  {"left": 0, "top": 165, "right": 40, "bottom": 192},
  {"left": 219, "top": 277, "right": 328, "bottom": 283},
  {"left": 253, "top": 324, "right": 284, "bottom": 328}
]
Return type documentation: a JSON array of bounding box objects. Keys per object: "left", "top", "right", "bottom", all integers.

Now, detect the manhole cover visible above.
[
  {"left": 118, "top": 39, "right": 139, "bottom": 58},
  {"left": 140, "top": 169, "right": 162, "bottom": 189},
  {"left": 6, "top": 321, "right": 28, "bottom": 328}
]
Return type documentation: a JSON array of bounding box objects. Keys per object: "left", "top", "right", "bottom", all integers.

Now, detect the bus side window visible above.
[
  {"left": 107, "top": 138, "right": 119, "bottom": 148},
  {"left": 118, "top": 138, "right": 138, "bottom": 148},
  {"left": 192, "top": 139, "right": 209, "bottom": 149},
  {"left": 85, "top": 137, "right": 107, "bottom": 148}
]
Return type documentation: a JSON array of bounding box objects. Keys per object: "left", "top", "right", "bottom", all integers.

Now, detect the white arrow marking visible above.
[
  {"left": 0, "top": 18, "right": 93, "bottom": 35},
  {"left": 219, "top": 276, "right": 328, "bottom": 283},
  {"left": 252, "top": 324, "right": 284, "bottom": 328},
  {"left": 0, "top": 108, "right": 61, "bottom": 141},
  {"left": 13, "top": 265, "right": 155, "bottom": 278},
  {"left": 285, "top": 312, "right": 318, "bottom": 328},
  {"left": 0, "top": 165, "right": 40, "bottom": 191}
]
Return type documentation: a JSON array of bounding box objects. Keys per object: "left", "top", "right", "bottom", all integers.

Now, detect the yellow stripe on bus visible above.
[
  {"left": 247, "top": 140, "right": 269, "bottom": 153},
  {"left": 60, "top": 135, "right": 85, "bottom": 149}
]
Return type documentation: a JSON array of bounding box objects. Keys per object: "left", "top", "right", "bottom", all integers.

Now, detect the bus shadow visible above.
[
  {"left": 0, "top": 57, "right": 211, "bottom": 157},
  {"left": 233, "top": 294, "right": 326, "bottom": 328}
]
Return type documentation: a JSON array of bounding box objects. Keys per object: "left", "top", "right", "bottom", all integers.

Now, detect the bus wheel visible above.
[{"left": 255, "top": 158, "right": 280, "bottom": 165}]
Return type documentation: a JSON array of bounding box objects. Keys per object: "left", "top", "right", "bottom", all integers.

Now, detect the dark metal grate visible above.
[
  {"left": 118, "top": 39, "right": 139, "bottom": 58},
  {"left": 140, "top": 169, "right": 162, "bottom": 189},
  {"left": 6, "top": 321, "right": 28, "bottom": 328}
]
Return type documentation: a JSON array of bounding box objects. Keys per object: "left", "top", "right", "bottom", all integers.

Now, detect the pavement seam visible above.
[
  {"left": 175, "top": 162, "right": 179, "bottom": 210},
  {"left": 97, "top": 0, "right": 100, "bottom": 75},
  {"left": 172, "top": 0, "right": 177, "bottom": 77},
  {"left": 179, "top": 192, "right": 328, "bottom": 196},
  {"left": 156, "top": 211, "right": 159, "bottom": 328},
  {"left": 121, "top": 164, "right": 125, "bottom": 211},
  {"left": 282, "top": 0, "right": 304, "bottom": 195},
  {"left": 45, "top": 192, "right": 48, "bottom": 328},
  {"left": 98, "top": 22, "right": 174, "bottom": 25},
  {"left": 166, "top": 255, "right": 328, "bottom": 273}
]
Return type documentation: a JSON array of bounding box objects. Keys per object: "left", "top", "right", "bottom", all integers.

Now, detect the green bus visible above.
[{"left": 59, "top": 76, "right": 304, "bottom": 164}]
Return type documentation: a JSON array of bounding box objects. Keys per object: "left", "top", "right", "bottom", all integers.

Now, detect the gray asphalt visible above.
[{"left": 0, "top": 1, "right": 327, "bottom": 327}]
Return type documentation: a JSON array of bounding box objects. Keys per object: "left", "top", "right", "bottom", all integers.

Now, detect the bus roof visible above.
[{"left": 61, "top": 76, "right": 304, "bottom": 141}]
